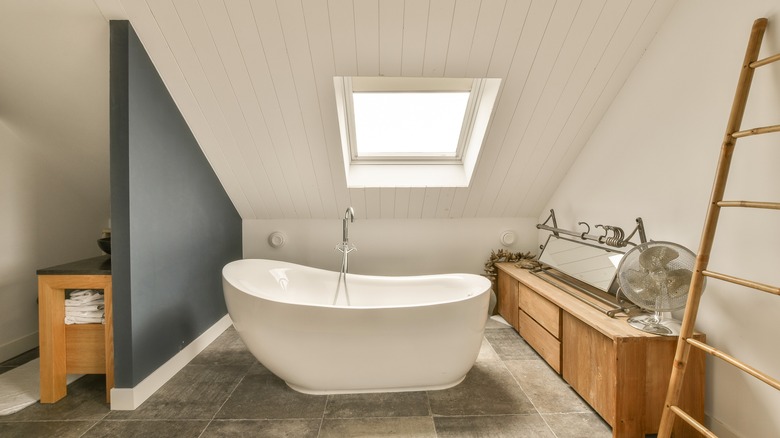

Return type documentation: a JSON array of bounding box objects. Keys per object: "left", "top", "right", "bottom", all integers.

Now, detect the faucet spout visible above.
[{"left": 342, "top": 207, "right": 355, "bottom": 243}]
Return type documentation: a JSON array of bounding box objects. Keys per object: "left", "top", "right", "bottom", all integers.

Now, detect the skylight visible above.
[
  {"left": 334, "top": 76, "right": 501, "bottom": 187},
  {"left": 352, "top": 91, "right": 469, "bottom": 158}
]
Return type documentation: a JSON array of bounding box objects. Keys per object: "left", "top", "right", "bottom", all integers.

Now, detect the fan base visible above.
[{"left": 627, "top": 314, "right": 681, "bottom": 336}]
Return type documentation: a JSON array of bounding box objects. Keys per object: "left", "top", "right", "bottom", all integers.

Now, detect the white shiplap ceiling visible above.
[{"left": 98, "top": 0, "right": 677, "bottom": 220}]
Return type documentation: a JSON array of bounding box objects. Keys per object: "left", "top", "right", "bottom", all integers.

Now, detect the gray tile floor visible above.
[{"left": 0, "top": 318, "right": 612, "bottom": 437}]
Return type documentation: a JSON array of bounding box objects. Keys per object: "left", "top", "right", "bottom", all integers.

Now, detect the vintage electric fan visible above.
[{"left": 616, "top": 241, "right": 699, "bottom": 335}]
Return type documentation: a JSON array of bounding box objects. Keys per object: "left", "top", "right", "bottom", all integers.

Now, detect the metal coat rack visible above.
[{"left": 533, "top": 209, "right": 649, "bottom": 317}]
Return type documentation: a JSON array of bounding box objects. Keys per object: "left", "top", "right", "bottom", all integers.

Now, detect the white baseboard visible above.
[
  {"left": 0, "top": 332, "right": 39, "bottom": 363},
  {"left": 110, "top": 314, "right": 232, "bottom": 410}
]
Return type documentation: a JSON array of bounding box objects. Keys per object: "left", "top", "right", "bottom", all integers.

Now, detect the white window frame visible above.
[{"left": 334, "top": 76, "right": 501, "bottom": 188}]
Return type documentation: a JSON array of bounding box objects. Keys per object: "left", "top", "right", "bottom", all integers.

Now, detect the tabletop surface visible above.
[{"left": 37, "top": 255, "right": 111, "bottom": 275}]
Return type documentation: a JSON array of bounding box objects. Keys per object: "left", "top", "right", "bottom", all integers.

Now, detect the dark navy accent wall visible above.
[{"left": 110, "top": 21, "right": 242, "bottom": 387}]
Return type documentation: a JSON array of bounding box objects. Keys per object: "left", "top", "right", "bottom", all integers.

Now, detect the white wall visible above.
[
  {"left": 0, "top": 1, "right": 110, "bottom": 361},
  {"left": 543, "top": 1, "right": 780, "bottom": 436},
  {"left": 244, "top": 218, "right": 538, "bottom": 276}
]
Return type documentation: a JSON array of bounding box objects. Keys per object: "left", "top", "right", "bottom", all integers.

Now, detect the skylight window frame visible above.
[
  {"left": 333, "top": 76, "right": 501, "bottom": 188},
  {"left": 337, "top": 77, "right": 486, "bottom": 165}
]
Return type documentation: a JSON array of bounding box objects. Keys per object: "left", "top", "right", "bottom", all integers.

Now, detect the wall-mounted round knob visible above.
[
  {"left": 500, "top": 230, "right": 516, "bottom": 247},
  {"left": 268, "top": 231, "right": 287, "bottom": 248}
]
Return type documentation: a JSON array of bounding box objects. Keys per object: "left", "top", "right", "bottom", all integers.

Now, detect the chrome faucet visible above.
[
  {"left": 334, "top": 207, "right": 356, "bottom": 305},
  {"left": 343, "top": 206, "right": 355, "bottom": 243}
]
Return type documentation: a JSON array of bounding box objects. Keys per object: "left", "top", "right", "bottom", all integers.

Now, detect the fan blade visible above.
[
  {"left": 666, "top": 268, "right": 693, "bottom": 297},
  {"left": 623, "top": 268, "right": 651, "bottom": 294},
  {"left": 639, "top": 245, "right": 680, "bottom": 271}
]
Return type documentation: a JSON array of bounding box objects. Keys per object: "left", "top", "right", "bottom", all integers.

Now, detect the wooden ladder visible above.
[{"left": 657, "top": 17, "right": 780, "bottom": 438}]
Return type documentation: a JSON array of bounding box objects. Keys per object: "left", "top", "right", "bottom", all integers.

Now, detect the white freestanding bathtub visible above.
[{"left": 222, "top": 259, "right": 491, "bottom": 394}]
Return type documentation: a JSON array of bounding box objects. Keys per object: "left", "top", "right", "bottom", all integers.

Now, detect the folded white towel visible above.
[
  {"left": 66, "top": 290, "right": 103, "bottom": 304},
  {"left": 64, "top": 316, "right": 104, "bottom": 325},
  {"left": 64, "top": 303, "right": 104, "bottom": 311},
  {"left": 64, "top": 310, "right": 104, "bottom": 318}
]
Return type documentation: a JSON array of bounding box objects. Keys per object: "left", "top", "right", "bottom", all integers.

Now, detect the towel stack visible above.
[{"left": 64, "top": 290, "right": 105, "bottom": 325}]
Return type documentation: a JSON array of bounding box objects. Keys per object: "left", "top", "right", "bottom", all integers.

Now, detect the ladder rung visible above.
[
  {"left": 716, "top": 200, "right": 780, "bottom": 210},
  {"left": 686, "top": 338, "right": 780, "bottom": 390},
  {"left": 702, "top": 269, "right": 780, "bottom": 295},
  {"left": 750, "top": 52, "right": 780, "bottom": 68},
  {"left": 669, "top": 405, "right": 718, "bottom": 438},
  {"left": 731, "top": 124, "right": 780, "bottom": 138}
]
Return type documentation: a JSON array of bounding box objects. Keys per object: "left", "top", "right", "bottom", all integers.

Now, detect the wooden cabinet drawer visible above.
[
  {"left": 518, "top": 283, "right": 560, "bottom": 338},
  {"left": 518, "top": 310, "right": 561, "bottom": 373}
]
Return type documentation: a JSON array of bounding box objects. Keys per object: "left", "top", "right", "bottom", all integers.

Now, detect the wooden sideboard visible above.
[{"left": 496, "top": 263, "right": 705, "bottom": 438}]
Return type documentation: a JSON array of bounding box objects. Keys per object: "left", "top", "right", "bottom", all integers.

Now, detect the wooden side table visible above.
[{"left": 37, "top": 256, "right": 113, "bottom": 403}]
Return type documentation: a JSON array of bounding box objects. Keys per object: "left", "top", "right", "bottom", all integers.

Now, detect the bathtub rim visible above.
[{"left": 222, "top": 258, "right": 492, "bottom": 310}]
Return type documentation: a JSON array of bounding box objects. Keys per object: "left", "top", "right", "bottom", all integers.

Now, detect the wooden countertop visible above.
[{"left": 497, "top": 262, "right": 671, "bottom": 341}]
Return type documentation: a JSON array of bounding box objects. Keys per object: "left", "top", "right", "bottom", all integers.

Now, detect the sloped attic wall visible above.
[{"left": 543, "top": 1, "right": 780, "bottom": 436}]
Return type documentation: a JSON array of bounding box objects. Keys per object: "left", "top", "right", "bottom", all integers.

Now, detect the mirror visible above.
[{"left": 538, "top": 235, "right": 626, "bottom": 293}]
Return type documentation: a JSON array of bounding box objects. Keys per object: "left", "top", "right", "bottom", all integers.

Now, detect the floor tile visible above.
[
  {"left": 0, "top": 420, "right": 96, "bottom": 438},
  {"left": 484, "top": 328, "right": 541, "bottom": 360},
  {"left": 541, "top": 412, "right": 613, "bottom": 438},
  {"left": 476, "top": 337, "right": 501, "bottom": 362},
  {"left": 1, "top": 324, "right": 619, "bottom": 438},
  {"left": 434, "top": 414, "right": 556, "bottom": 437},
  {"left": 485, "top": 316, "right": 512, "bottom": 329},
  {"left": 201, "top": 419, "right": 321, "bottom": 438},
  {"left": 324, "top": 391, "right": 430, "bottom": 418},
  {"left": 427, "top": 361, "right": 536, "bottom": 416},
  {"left": 1, "top": 374, "right": 110, "bottom": 422},
  {"left": 319, "top": 416, "right": 436, "bottom": 438},
  {"left": 190, "top": 327, "right": 257, "bottom": 367},
  {"left": 107, "top": 364, "right": 246, "bottom": 420},
  {"left": 82, "top": 419, "right": 209, "bottom": 438},
  {"left": 215, "top": 373, "right": 326, "bottom": 420},
  {"left": 504, "top": 360, "right": 590, "bottom": 413}
]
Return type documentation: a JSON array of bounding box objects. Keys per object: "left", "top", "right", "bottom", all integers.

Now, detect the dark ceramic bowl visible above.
[{"left": 98, "top": 237, "right": 111, "bottom": 255}]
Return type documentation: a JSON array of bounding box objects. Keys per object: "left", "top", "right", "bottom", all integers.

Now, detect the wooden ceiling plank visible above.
[
  {"left": 474, "top": 0, "right": 580, "bottom": 217},
  {"left": 400, "top": 0, "right": 430, "bottom": 77},
  {"left": 422, "top": 0, "right": 456, "bottom": 77},
  {"left": 200, "top": 0, "right": 288, "bottom": 219},
  {"left": 218, "top": 0, "right": 303, "bottom": 218},
  {"left": 505, "top": 0, "right": 630, "bottom": 216},
  {"left": 354, "top": 0, "right": 380, "bottom": 76},
  {"left": 407, "top": 188, "right": 426, "bottom": 219},
  {"left": 394, "top": 187, "right": 411, "bottom": 219},
  {"left": 329, "top": 0, "right": 359, "bottom": 76},
  {"left": 301, "top": 0, "right": 352, "bottom": 217},
  {"left": 435, "top": 187, "right": 457, "bottom": 218},
  {"left": 251, "top": 0, "right": 328, "bottom": 218},
  {"left": 492, "top": 0, "right": 609, "bottom": 217},
  {"left": 378, "top": 0, "right": 404, "bottom": 77},
  {"left": 465, "top": 0, "right": 507, "bottom": 78},
  {"left": 460, "top": 0, "right": 555, "bottom": 218},
  {"left": 277, "top": 0, "right": 341, "bottom": 219},
  {"left": 443, "top": 0, "right": 480, "bottom": 77}
]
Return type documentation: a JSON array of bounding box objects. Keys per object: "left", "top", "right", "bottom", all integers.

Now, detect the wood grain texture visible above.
[
  {"left": 497, "top": 264, "right": 706, "bottom": 437},
  {"left": 38, "top": 274, "right": 113, "bottom": 403},
  {"left": 496, "top": 269, "right": 519, "bottom": 329},
  {"left": 518, "top": 282, "right": 560, "bottom": 338},
  {"left": 518, "top": 310, "right": 561, "bottom": 373}
]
